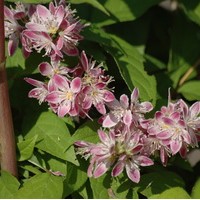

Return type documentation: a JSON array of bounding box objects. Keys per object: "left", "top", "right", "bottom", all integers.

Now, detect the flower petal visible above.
[
  {"left": 170, "top": 140, "right": 182, "bottom": 155},
  {"left": 112, "top": 161, "right": 125, "bottom": 177},
  {"left": 126, "top": 166, "right": 140, "bottom": 183},
  {"left": 71, "top": 77, "right": 81, "bottom": 93},
  {"left": 120, "top": 94, "right": 129, "bottom": 109},
  {"left": 39, "top": 62, "right": 52, "bottom": 76},
  {"left": 93, "top": 162, "right": 108, "bottom": 178},
  {"left": 123, "top": 110, "right": 132, "bottom": 126},
  {"left": 137, "top": 156, "right": 154, "bottom": 166}
]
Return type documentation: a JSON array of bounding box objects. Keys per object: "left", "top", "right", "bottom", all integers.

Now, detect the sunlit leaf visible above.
[
  {"left": 0, "top": 171, "right": 20, "bottom": 198},
  {"left": 16, "top": 173, "right": 63, "bottom": 198},
  {"left": 17, "top": 135, "right": 38, "bottom": 161}
]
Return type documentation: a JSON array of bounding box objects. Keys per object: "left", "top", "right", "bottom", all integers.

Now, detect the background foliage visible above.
[{"left": 2, "top": 0, "right": 200, "bottom": 198}]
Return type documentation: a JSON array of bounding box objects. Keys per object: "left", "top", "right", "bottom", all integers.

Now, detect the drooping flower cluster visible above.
[
  {"left": 25, "top": 51, "right": 114, "bottom": 118},
  {"left": 4, "top": 1, "right": 84, "bottom": 59},
  {"left": 75, "top": 89, "right": 200, "bottom": 182}
]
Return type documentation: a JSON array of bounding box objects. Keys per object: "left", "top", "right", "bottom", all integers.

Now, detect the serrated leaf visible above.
[
  {"left": 23, "top": 111, "right": 75, "bottom": 163},
  {"left": 16, "top": 173, "right": 63, "bottom": 198},
  {"left": 191, "top": 177, "right": 200, "bottom": 198},
  {"left": 135, "top": 171, "right": 185, "bottom": 198},
  {"left": 150, "top": 187, "right": 191, "bottom": 199},
  {"left": 72, "top": 119, "right": 100, "bottom": 144},
  {"left": 0, "top": 171, "right": 20, "bottom": 198},
  {"left": 178, "top": 81, "right": 200, "bottom": 101},
  {"left": 69, "top": 0, "right": 109, "bottom": 16},
  {"left": 17, "top": 135, "right": 38, "bottom": 161}
]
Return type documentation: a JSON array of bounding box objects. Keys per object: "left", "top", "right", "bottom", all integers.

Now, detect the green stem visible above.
[{"left": 0, "top": 0, "right": 18, "bottom": 177}]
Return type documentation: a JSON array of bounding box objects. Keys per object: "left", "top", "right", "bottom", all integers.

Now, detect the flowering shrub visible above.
[{"left": 2, "top": 0, "right": 200, "bottom": 199}]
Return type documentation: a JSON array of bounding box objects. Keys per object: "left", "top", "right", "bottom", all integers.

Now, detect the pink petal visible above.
[
  {"left": 157, "top": 130, "right": 171, "bottom": 139},
  {"left": 179, "top": 99, "right": 189, "bottom": 118},
  {"left": 71, "top": 77, "right": 81, "bottom": 93},
  {"left": 112, "top": 161, "right": 125, "bottom": 177},
  {"left": 102, "top": 114, "right": 118, "bottom": 128},
  {"left": 45, "top": 92, "right": 60, "bottom": 104},
  {"left": 82, "top": 96, "right": 92, "bottom": 110},
  {"left": 93, "top": 162, "right": 108, "bottom": 178},
  {"left": 160, "top": 148, "right": 168, "bottom": 166},
  {"left": 179, "top": 144, "right": 187, "bottom": 158},
  {"left": 137, "top": 156, "right": 154, "bottom": 166},
  {"left": 170, "top": 112, "right": 180, "bottom": 121},
  {"left": 57, "top": 37, "right": 64, "bottom": 50},
  {"left": 140, "top": 102, "right": 153, "bottom": 113},
  {"left": 80, "top": 51, "right": 88, "bottom": 71},
  {"left": 103, "top": 91, "right": 115, "bottom": 102},
  {"left": 95, "top": 103, "right": 106, "bottom": 115},
  {"left": 120, "top": 94, "right": 129, "bottom": 108},
  {"left": 58, "top": 104, "right": 71, "bottom": 117},
  {"left": 37, "top": 5, "right": 51, "bottom": 20},
  {"left": 162, "top": 117, "right": 174, "bottom": 126},
  {"left": 62, "top": 46, "right": 79, "bottom": 56},
  {"left": 98, "top": 130, "right": 110, "bottom": 144},
  {"left": 54, "top": 74, "right": 69, "bottom": 90},
  {"left": 126, "top": 166, "right": 140, "bottom": 183},
  {"left": 170, "top": 140, "right": 182, "bottom": 155},
  {"left": 55, "top": 5, "right": 65, "bottom": 27},
  {"left": 123, "top": 110, "right": 132, "bottom": 126},
  {"left": 155, "top": 111, "right": 164, "bottom": 120},
  {"left": 24, "top": 77, "right": 44, "bottom": 87},
  {"left": 8, "top": 38, "right": 19, "bottom": 56},
  {"left": 190, "top": 102, "right": 200, "bottom": 118},
  {"left": 131, "top": 88, "right": 139, "bottom": 103},
  {"left": 39, "top": 62, "right": 52, "bottom": 76},
  {"left": 4, "top": 6, "right": 14, "bottom": 20}
]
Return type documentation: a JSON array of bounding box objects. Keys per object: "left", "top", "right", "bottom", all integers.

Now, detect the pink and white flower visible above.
[
  {"left": 45, "top": 75, "right": 81, "bottom": 117},
  {"left": 23, "top": 1, "right": 84, "bottom": 59}
]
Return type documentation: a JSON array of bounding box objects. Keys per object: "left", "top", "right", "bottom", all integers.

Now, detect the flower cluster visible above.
[
  {"left": 75, "top": 89, "right": 200, "bottom": 182},
  {"left": 4, "top": 1, "right": 84, "bottom": 59},
  {"left": 25, "top": 51, "right": 114, "bottom": 118},
  {"left": 5, "top": 1, "right": 200, "bottom": 184}
]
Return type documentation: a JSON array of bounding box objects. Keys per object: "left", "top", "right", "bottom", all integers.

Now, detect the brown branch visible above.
[
  {"left": 0, "top": 0, "right": 18, "bottom": 177},
  {"left": 178, "top": 59, "right": 200, "bottom": 87}
]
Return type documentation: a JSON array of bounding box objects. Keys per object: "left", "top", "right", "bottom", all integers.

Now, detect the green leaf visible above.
[
  {"left": 16, "top": 173, "right": 63, "bottom": 198},
  {"left": 90, "top": 0, "right": 163, "bottom": 26},
  {"left": 178, "top": 81, "right": 200, "bottom": 101},
  {"left": 150, "top": 187, "right": 191, "bottom": 199},
  {"left": 17, "top": 135, "right": 38, "bottom": 161},
  {"left": 89, "top": 174, "right": 111, "bottom": 198},
  {"left": 191, "top": 177, "right": 200, "bottom": 198},
  {"left": 23, "top": 111, "right": 75, "bottom": 163},
  {"left": 63, "top": 159, "right": 88, "bottom": 197},
  {"left": 0, "top": 171, "right": 20, "bottom": 198},
  {"left": 179, "top": 0, "right": 200, "bottom": 26},
  {"left": 135, "top": 171, "right": 185, "bottom": 198},
  {"left": 69, "top": 0, "right": 109, "bottom": 16},
  {"left": 72, "top": 119, "right": 100, "bottom": 144},
  {"left": 109, "top": 34, "right": 157, "bottom": 105},
  {"left": 28, "top": 150, "right": 67, "bottom": 176},
  {"left": 168, "top": 13, "right": 200, "bottom": 88},
  {"left": 83, "top": 25, "right": 157, "bottom": 104},
  {"left": 111, "top": 175, "right": 138, "bottom": 199}
]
